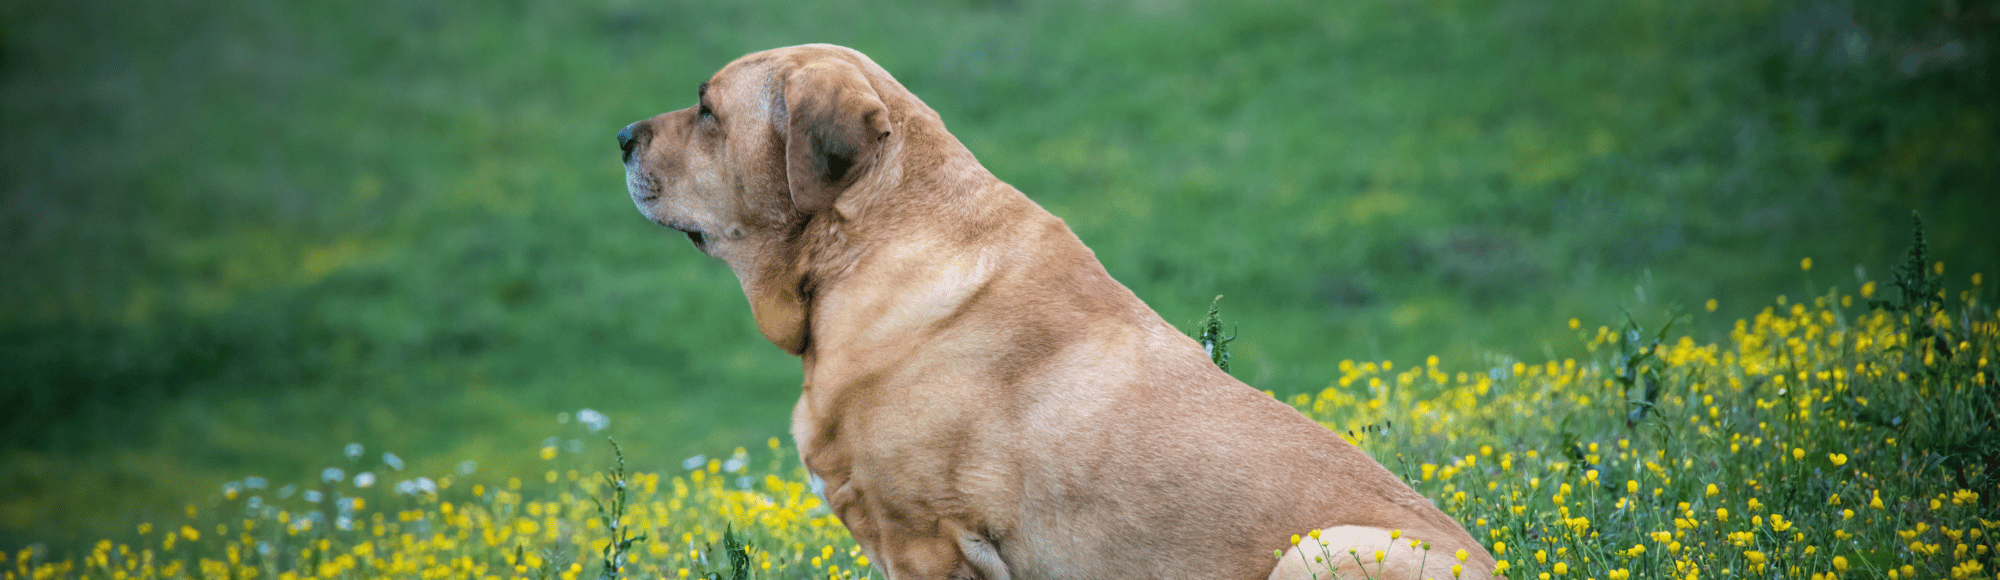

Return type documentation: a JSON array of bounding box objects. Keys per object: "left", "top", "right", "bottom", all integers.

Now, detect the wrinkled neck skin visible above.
[
  {"left": 784, "top": 123, "right": 1001, "bottom": 384},
  {"left": 739, "top": 81, "right": 1015, "bottom": 368}
]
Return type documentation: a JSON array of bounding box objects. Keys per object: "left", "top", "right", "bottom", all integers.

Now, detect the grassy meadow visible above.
[
  {"left": 6, "top": 254, "right": 1996, "bottom": 579},
  {"left": 2, "top": 0, "right": 1996, "bottom": 572}
]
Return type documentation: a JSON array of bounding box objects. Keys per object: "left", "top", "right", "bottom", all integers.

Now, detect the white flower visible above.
[
  {"left": 344, "top": 443, "right": 364, "bottom": 460},
  {"left": 577, "top": 408, "right": 610, "bottom": 433},
  {"left": 456, "top": 460, "right": 478, "bottom": 475},
  {"left": 354, "top": 472, "right": 377, "bottom": 488},
  {"left": 320, "top": 467, "right": 344, "bottom": 484},
  {"left": 396, "top": 477, "right": 439, "bottom": 495},
  {"left": 382, "top": 452, "right": 405, "bottom": 471}
]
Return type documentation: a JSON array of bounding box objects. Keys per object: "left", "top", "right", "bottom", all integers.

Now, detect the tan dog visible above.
[{"left": 618, "top": 44, "right": 1496, "bottom": 580}]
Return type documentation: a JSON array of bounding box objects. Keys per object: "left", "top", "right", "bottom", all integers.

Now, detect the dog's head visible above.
[
  {"left": 619, "top": 44, "right": 895, "bottom": 256},
  {"left": 618, "top": 44, "right": 898, "bottom": 353}
]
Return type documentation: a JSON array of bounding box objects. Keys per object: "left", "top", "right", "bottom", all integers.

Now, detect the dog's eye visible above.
[{"left": 695, "top": 81, "right": 716, "bottom": 121}]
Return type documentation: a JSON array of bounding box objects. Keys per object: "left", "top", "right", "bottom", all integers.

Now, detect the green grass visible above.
[
  {"left": 3, "top": 0, "right": 1996, "bottom": 557},
  {"left": 4, "top": 257, "right": 1994, "bottom": 579}
]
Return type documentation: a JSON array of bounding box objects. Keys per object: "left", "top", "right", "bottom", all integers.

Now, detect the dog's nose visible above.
[{"left": 618, "top": 122, "right": 647, "bottom": 163}]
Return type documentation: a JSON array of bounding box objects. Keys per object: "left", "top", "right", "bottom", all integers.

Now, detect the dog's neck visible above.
[{"left": 748, "top": 119, "right": 993, "bottom": 358}]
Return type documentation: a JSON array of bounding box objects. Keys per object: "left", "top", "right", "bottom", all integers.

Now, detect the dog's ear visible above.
[{"left": 782, "top": 59, "right": 892, "bottom": 214}]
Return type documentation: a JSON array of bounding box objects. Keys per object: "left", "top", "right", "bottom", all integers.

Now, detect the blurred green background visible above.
[{"left": 3, "top": 0, "right": 1994, "bottom": 555}]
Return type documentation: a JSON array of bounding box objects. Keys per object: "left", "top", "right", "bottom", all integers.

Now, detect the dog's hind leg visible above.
[
  {"left": 946, "top": 520, "right": 1011, "bottom": 580},
  {"left": 1268, "top": 525, "right": 1493, "bottom": 580}
]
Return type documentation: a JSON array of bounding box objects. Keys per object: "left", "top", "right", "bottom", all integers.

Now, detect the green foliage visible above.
[
  {"left": 1291, "top": 249, "right": 1995, "bottom": 580},
  {"left": 593, "top": 439, "right": 644, "bottom": 580},
  {"left": 1189, "top": 295, "right": 1236, "bottom": 374},
  {"left": 1858, "top": 214, "right": 2000, "bottom": 482},
  {"left": 719, "top": 528, "right": 753, "bottom": 580}
]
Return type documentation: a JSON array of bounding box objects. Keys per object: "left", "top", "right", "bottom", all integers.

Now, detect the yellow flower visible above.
[
  {"left": 1791, "top": 448, "right": 1805, "bottom": 461},
  {"left": 1828, "top": 453, "right": 1847, "bottom": 466},
  {"left": 1832, "top": 556, "right": 1849, "bottom": 572},
  {"left": 1554, "top": 562, "right": 1569, "bottom": 575},
  {"left": 1374, "top": 550, "right": 1385, "bottom": 562},
  {"left": 1456, "top": 549, "right": 1469, "bottom": 562},
  {"left": 539, "top": 446, "right": 557, "bottom": 460},
  {"left": 1871, "top": 491, "right": 1885, "bottom": 510},
  {"left": 1744, "top": 551, "right": 1765, "bottom": 564},
  {"left": 1770, "top": 514, "right": 1792, "bottom": 532},
  {"left": 1536, "top": 549, "right": 1548, "bottom": 564}
]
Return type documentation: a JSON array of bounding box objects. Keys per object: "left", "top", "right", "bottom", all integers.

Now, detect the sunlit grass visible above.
[{"left": 9, "top": 257, "right": 1994, "bottom": 579}]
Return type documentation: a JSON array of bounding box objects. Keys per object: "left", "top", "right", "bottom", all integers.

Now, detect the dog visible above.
[{"left": 618, "top": 44, "right": 1496, "bottom": 580}]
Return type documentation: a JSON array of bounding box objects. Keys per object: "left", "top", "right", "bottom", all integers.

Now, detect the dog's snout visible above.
[{"left": 618, "top": 122, "right": 648, "bottom": 163}]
